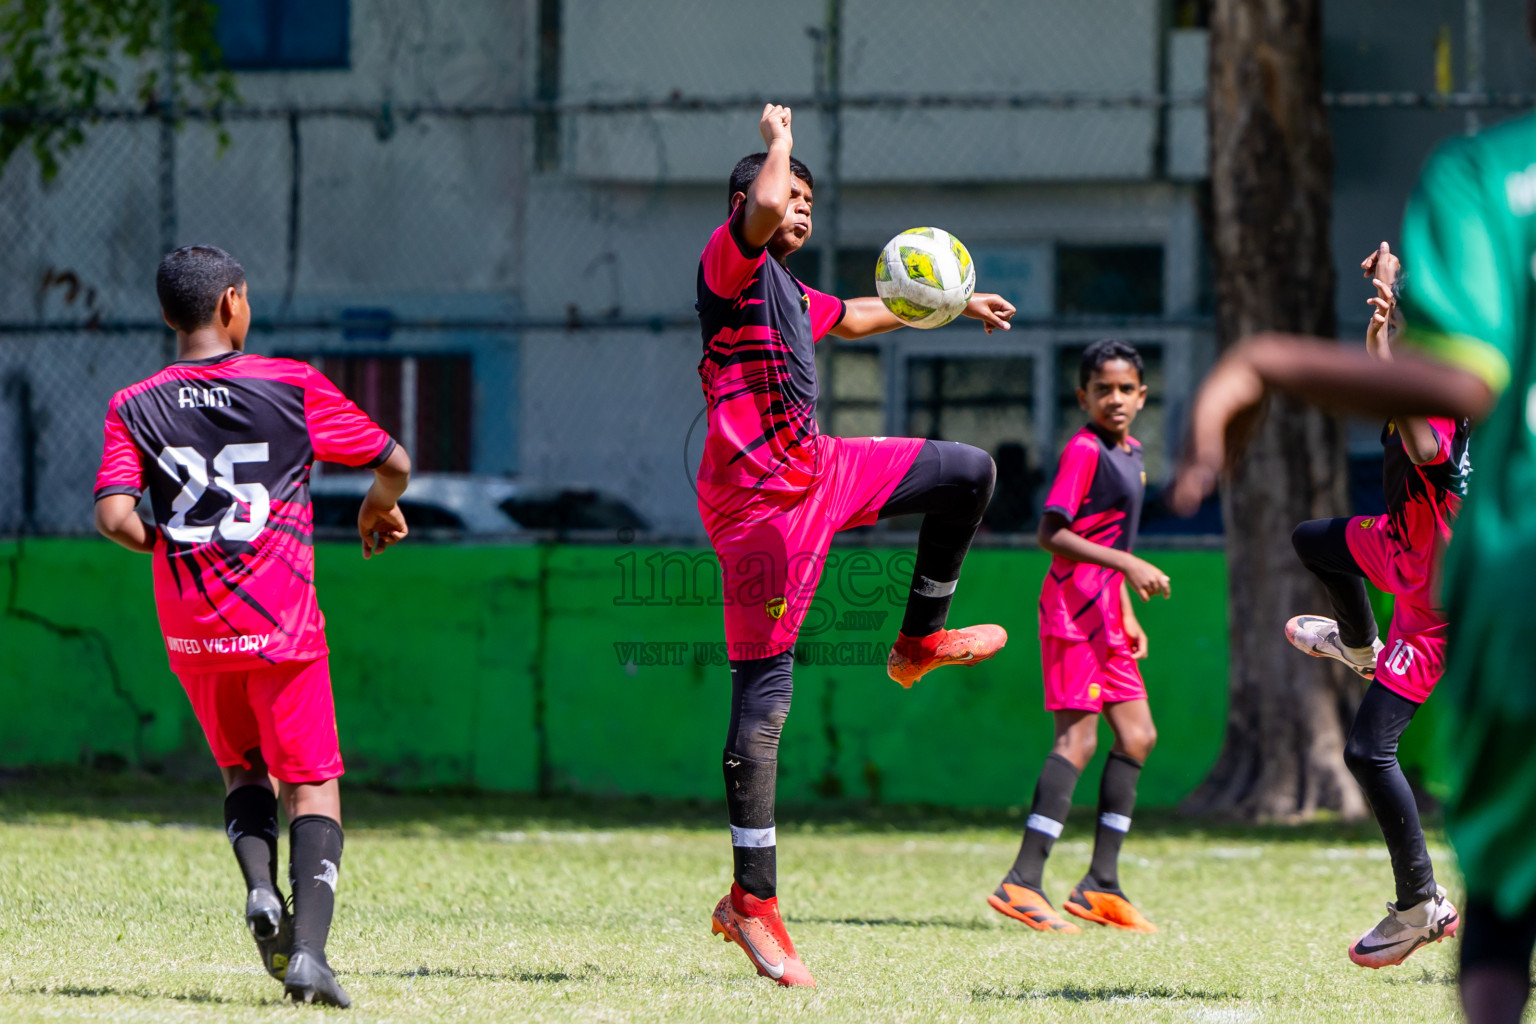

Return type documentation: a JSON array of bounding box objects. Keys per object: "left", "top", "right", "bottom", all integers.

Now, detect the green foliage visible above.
[{"left": 0, "top": 0, "right": 236, "bottom": 180}]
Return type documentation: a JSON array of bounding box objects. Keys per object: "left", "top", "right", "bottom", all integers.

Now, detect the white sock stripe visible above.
[
  {"left": 1099, "top": 812, "right": 1132, "bottom": 833},
  {"left": 1025, "top": 814, "right": 1064, "bottom": 838},
  {"left": 730, "top": 825, "right": 776, "bottom": 848},
  {"left": 913, "top": 575, "right": 958, "bottom": 598}
]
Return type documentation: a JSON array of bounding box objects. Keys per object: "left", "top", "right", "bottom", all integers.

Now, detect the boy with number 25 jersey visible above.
[
  {"left": 94, "top": 245, "right": 412, "bottom": 1008},
  {"left": 97, "top": 349, "right": 397, "bottom": 675}
]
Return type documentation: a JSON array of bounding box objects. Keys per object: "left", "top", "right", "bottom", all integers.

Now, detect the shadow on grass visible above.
[
  {"left": 1383, "top": 968, "right": 1457, "bottom": 987},
  {"left": 0, "top": 766, "right": 1411, "bottom": 845},
  {"left": 370, "top": 965, "right": 599, "bottom": 983},
  {"left": 974, "top": 983, "right": 1243, "bottom": 1003},
  {"left": 26, "top": 984, "right": 232, "bottom": 1004},
  {"left": 792, "top": 915, "right": 994, "bottom": 931}
]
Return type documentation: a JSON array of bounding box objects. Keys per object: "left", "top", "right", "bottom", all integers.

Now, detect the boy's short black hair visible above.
[
  {"left": 1079, "top": 338, "right": 1144, "bottom": 388},
  {"left": 728, "top": 153, "right": 815, "bottom": 210},
  {"left": 156, "top": 245, "right": 246, "bottom": 333}
]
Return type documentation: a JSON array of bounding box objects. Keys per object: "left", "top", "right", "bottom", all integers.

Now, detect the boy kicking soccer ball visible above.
[
  {"left": 990, "top": 339, "right": 1169, "bottom": 935},
  {"left": 697, "top": 103, "right": 1017, "bottom": 987},
  {"left": 93, "top": 245, "right": 412, "bottom": 1007},
  {"left": 1285, "top": 242, "right": 1465, "bottom": 968}
]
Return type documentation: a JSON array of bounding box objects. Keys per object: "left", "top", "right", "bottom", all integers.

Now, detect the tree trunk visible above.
[{"left": 1184, "top": 0, "right": 1366, "bottom": 821}]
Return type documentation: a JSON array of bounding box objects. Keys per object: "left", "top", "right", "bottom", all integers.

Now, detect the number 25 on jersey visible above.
[{"left": 156, "top": 443, "right": 270, "bottom": 544}]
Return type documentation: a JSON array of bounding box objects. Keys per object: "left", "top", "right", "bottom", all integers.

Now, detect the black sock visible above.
[
  {"left": 1004, "top": 753, "right": 1080, "bottom": 892},
  {"left": 224, "top": 785, "right": 279, "bottom": 894},
  {"left": 724, "top": 751, "right": 777, "bottom": 900},
  {"left": 1086, "top": 752, "right": 1142, "bottom": 892},
  {"left": 1344, "top": 684, "right": 1435, "bottom": 908},
  {"left": 289, "top": 815, "right": 343, "bottom": 958}
]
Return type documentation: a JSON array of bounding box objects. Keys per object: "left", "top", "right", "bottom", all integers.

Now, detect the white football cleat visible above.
[
  {"left": 1285, "top": 615, "right": 1383, "bottom": 680},
  {"left": 1348, "top": 886, "right": 1459, "bottom": 968}
]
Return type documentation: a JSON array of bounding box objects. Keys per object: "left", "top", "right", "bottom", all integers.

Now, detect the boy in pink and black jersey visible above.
[
  {"left": 94, "top": 245, "right": 412, "bottom": 1007},
  {"left": 1285, "top": 243, "right": 1467, "bottom": 969},
  {"left": 990, "top": 339, "right": 1170, "bottom": 936},
  {"left": 698, "top": 104, "right": 1018, "bottom": 987}
]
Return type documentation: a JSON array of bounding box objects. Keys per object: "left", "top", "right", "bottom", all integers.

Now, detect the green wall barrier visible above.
[
  {"left": 1, "top": 538, "right": 1442, "bottom": 807},
  {"left": 546, "top": 545, "right": 1230, "bottom": 808}
]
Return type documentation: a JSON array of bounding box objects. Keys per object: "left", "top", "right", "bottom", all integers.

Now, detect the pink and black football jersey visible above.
[
  {"left": 696, "top": 206, "right": 846, "bottom": 491},
  {"left": 1038, "top": 425, "right": 1145, "bottom": 644},
  {"left": 1379, "top": 416, "right": 1470, "bottom": 589},
  {"left": 94, "top": 352, "right": 395, "bottom": 670}
]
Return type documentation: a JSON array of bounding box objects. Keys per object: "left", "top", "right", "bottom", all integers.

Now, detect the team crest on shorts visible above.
[
  {"left": 766, "top": 597, "right": 787, "bottom": 619},
  {"left": 1088, "top": 683, "right": 1102, "bottom": 700},
  {"left": 1359, "top": 517, "right": 1375, "bottom": 529}
]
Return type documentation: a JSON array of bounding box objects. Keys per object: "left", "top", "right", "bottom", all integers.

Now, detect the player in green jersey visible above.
[{"left": 1169, "top": 72, "right": 1536, "bottom": 1024}]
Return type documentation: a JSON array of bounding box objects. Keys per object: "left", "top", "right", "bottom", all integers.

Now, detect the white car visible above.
[{"left": 307, "top": 472, "right": 647, "bottom": 538}]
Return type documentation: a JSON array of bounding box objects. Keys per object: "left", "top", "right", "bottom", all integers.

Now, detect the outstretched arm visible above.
[
  {"left": 739, "top": 104, "right": 795, "bottom": 252},
  {"left": 830, "top": 296, "right": 903, "bottom": 339},
  {"left": 95, "top": 494, "right": 154, "bottom": 554},
  {"left": 830, "top": 293, "right": 1017, "bottom": 341},
  {"left": 1170, "top": 334, "right": 1492, "bottom": 514}
]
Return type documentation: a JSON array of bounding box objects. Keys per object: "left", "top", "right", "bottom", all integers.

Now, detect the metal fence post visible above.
[
  {"left": 158, "top": 0, "right": 178, "bottom": 362},
  {"left": 815, "top": 0, "right": 842, "bottom": 435}
]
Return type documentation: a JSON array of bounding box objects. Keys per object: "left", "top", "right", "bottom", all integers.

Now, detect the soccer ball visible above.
[{"left": 875, "top": 227, "right": 976, "bottom": 329}]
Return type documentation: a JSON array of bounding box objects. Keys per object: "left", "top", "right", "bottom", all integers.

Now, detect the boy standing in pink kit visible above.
[{"left": 990, "top": 339, "right": 1170, "bottom": 935}]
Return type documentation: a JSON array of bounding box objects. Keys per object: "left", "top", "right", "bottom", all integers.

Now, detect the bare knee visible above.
[
  {"left": 1113, "top": 723, "right": 1156, "bottom": 762},
  {"left": 280, "top": 778, "right": 341, "bottom": 823},
  {"left": 1052, "top": 726, "right": 1098, "bottom": 769},
  {"left": 222, "top": 749, "right": 273, "bottom": 795}
]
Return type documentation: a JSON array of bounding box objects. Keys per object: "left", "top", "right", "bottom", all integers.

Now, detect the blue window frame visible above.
[{"left": 217, "top": 0, "right": 350, "bottom": 71}]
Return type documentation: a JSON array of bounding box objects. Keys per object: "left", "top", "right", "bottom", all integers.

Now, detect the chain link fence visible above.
[{"left": 1, "top": 0, "right": 1529, "bottom": 538}]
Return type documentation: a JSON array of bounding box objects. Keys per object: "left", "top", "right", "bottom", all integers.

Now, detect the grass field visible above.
[{"left": 0, "top": 774, "right": 1464, "bottom": 1023}]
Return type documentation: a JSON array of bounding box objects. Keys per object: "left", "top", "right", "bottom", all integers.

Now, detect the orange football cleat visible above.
[
  {"left": 886, "top": 624, "right": 1008, "bottom": 688},
  {"left": 1064, "top": 885, "right": 1158, "bottom": 933},
  {"left": 710, "top": 883, "right": 816, "bottom": 987},
  {"left": 987, "top": 883, "right": 1081, "bottom": 933}
]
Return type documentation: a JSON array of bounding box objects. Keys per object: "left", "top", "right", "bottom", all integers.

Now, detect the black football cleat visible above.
[
  {"left": 283, "top": 950, "right": 351, "bottom": 1008},
  {"left": 246, "top": 887, "right": 293, "bottom": 981}
]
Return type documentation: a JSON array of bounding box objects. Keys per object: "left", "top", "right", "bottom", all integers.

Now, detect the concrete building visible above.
[{"left": 5, "top": 0, "right": 1514, "bottom": 537}]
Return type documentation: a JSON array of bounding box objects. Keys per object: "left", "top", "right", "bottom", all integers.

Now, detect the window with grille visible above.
[
  {"left": 906, "top": 355, "right": 1041, "bottom": 532},
  {"left": 292, "top": 354, "right": 473, "bottom": 472}
]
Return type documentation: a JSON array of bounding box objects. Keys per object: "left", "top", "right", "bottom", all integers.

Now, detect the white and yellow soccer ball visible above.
[{"left": 874, "top": 227, "right": 976, "bottom": 329}]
